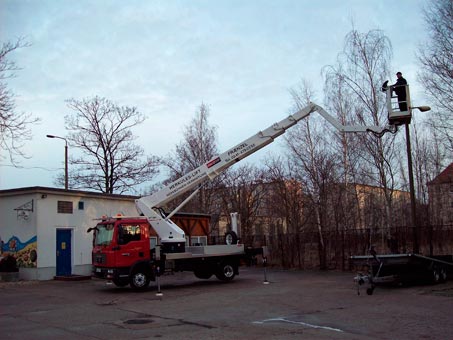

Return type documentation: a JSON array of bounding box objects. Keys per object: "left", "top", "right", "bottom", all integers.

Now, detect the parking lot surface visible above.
[{"left": 1, "top": 267, "right": 452, "bottom": 339}]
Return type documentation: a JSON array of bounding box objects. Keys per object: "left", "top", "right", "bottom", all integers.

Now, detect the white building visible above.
[{"left": 0, "top": 187, "right": 138, "bottom": 280}]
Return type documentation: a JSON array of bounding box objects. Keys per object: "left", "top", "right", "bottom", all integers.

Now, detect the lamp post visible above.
[
  {"left": 46, "top": 134, "right": 68, "bottom": 190},
  {"left": 406, "top": 105, "right": 431, "bottom": 254}
]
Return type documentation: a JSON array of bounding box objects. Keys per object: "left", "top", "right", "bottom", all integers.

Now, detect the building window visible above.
[
  {"left": 78, "top": 201, "right": 84, "bottom": 210},
  {"left": 57, "top": 201, "right": 73, "bottom": 214}
]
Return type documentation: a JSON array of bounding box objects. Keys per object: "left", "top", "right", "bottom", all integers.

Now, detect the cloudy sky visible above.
[{"left": 1, "top": 0, "right": 428, "bottom": 192}]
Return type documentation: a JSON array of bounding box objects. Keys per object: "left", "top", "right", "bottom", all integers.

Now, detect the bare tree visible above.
[
  {"left": 323, "top": 65, "right": 367, "bottom": 233},
  {"left": 323, "top": 29, "right": 399, "bottom": 241},
  {"left": 418, "top": 0, "right": 453, "bottom": 153},
  {"left": 285, "top": 80, "right": 341, "bottom": 269},
  {"left": 163, "top": 102, "right": 219, "bottom": 214},
  {"left": 400, "top": 117, "right": 449, "bottom": 237},
  {"left": 323, "top": 63, "right": 370, "bottom": 183},
  {"left": 219, "top": 164, "right": 267, "bottom": 244},
  {"left": 410, "top": 121, "right": 437, "bottom": 205},
  {"left": 263, "top": 155, "right": 309, "bottom": 268},
  {"left": 424, "top": 124, "right": 449, "bottom": 176},
  {"left": 0, "top": 38, "right": 39, "bottom": 164},
  {"left": 64, "top": 96, "right": 159, "bottom": 193},
  {"left": 263, "top": 155, "right": 306, "bottom": 235}
]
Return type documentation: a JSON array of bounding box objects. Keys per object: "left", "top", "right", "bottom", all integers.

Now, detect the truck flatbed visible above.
[{"left": 165, "top": 244, "right": 245, "bottom": 260}]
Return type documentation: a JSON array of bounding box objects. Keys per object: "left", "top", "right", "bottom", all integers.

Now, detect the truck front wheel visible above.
[
  {"left": 130, "top": 270, "right": 150, "bottom": 290},
  {"left": 215, "top": 262, "right": 236, "bottom": 282}
]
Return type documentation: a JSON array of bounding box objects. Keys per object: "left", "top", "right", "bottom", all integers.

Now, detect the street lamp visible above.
[
  {"left": 406, "top": 105, "right": 431, "bottom": 254},
  {"left": 46, "top": 134, "right": 68, "bottom": 190}
]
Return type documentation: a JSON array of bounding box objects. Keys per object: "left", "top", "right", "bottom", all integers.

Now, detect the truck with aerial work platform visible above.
[
  {"left": 90, "top": 84, "right": 446, "bottom": 291},
  {"left": 91, "top": 215, "right": 250, "bottom": 289},
  {"left": 89, "top": 100, "right": 392, "bottom": 290}
]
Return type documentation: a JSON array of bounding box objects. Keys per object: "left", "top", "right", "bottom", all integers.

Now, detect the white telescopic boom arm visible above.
[{"left": 135, "top": 102, "right": 384, "bottom": 243}]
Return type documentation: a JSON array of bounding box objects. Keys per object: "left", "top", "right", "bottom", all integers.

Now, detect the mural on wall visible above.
[{"left": 1, "top": 235, "right": 37, "bottom": 268}]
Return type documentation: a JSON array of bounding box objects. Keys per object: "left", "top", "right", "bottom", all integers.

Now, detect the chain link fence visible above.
[{"left": 212, "top": 225, "right": 453, "bottom": 270}]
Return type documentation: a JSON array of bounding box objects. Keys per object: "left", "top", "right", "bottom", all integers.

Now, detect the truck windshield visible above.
[{"left": 94, "top": 224, "right": 115, "bottom": 246}]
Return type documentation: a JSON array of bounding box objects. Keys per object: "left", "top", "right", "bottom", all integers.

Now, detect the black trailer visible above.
[{"left": 351, "top": 253, "right": 453, "bottom": 295}]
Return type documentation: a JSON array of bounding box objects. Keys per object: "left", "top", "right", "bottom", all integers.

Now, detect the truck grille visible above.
[{"left": 93, "top": 253, "right": 106, "bottom": 264}]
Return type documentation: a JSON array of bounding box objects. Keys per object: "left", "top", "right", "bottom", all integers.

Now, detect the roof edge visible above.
[{"left": 0, "top": 186, "right": 139, "bottom": 200}]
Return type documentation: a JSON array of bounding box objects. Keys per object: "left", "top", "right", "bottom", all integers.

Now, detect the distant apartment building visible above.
[
  {"left": 428, "top": 163, "right": 453, "bottom": 226},
  {"left": 215, "top": 180, "right": 411, "bottom": 243}
]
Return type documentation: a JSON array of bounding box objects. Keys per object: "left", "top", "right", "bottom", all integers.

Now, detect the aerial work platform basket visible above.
[{"left": 385, "top": 84, "right": 411, "bottom": 125}]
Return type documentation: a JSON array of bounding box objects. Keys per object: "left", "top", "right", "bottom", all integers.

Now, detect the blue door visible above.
[{"left": 56, "top": 229, "right": 72, "bottom": 276}]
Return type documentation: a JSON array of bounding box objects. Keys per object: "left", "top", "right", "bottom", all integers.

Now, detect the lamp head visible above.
[{"left": 416, "top": 106, "right": 431, "bottom": 112}]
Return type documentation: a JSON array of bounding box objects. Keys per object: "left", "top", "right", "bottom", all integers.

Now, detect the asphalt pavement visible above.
[{"left": 1, "top": 267, "right": 452, "bottom": 339}]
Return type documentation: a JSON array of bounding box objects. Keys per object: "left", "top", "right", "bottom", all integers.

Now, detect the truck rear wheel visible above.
[
  {"left": 215, "top": 262, "right": 236, "bottom": 282},
  {"left": 130, "top": 270, "right": 150, "bottom": 290}
]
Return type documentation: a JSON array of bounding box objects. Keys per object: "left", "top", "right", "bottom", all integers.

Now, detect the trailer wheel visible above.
[
  {"left": 225, "top": 231, "right": 238, "bottom": 245},
  {"left": 431, "top": 267, "right": 441, "bottom": 284},
  {"left": 215, "top": 262, "right": 236, "bottom": 282},
  {"left": 130, "top": 270, "right": 150, "bottom": 290}
]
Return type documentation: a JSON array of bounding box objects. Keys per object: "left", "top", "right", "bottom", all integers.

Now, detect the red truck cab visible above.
[{"left": 92, "top": 217, "right": 155, "bottom": 288}]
